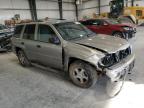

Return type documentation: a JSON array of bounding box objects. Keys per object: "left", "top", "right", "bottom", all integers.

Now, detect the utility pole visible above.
[
  {"left": 28, "top": 0, "right": 37, "bottom": 21},
  {"left": 58, "top": 0, "right": 63, "bottom": 19},
  {"left": 132, "top": 0, "right": 134, "bottom": 6},
  {"left": 75, "top": 0, "right": 79, "bottom": 21}
]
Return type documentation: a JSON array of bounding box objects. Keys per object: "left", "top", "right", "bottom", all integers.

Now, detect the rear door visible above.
[
  {"left": 35, "top": 24, "right": 63, "bottom": 69},
  {"left": 21, "top": 24, "right": 39, "bottom": 61}
]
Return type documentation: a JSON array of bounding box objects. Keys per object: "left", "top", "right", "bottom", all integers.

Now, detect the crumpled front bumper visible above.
[{"left": 105, "top": 54, "right": 135, "bottom": 82}]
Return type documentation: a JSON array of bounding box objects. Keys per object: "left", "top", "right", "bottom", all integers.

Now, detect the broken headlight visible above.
[{"left": 98, "top": 54, "right": 115, "bottom": 68}]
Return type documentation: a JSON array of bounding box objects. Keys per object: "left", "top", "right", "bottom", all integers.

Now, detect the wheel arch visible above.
[{"left": 68, "top": 57, "right": 97, "bottom": 72}]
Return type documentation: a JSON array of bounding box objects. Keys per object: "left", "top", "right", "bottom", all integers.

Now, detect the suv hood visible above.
[{"left": 74, "top": 34, "right": 130, "bottom": 53}]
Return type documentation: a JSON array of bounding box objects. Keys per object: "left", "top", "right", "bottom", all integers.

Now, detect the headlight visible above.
[
  {"left": 123, "top": 27, "right": 130, "bottom": 31},
  {"left": 98, "top": 54, "right": 115, "bottom": 67}
]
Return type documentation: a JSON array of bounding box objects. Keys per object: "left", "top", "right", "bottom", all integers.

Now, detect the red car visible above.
[{"left": 80, "top": 19, "right": 136, "bottom": 40}]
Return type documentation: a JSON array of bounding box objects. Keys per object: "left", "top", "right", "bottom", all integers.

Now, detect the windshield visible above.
[
  {"left": 54, "top": 22, "right": 96, "bottom": 40},
  {"left": 105, "top": 19, "right": 119, "bottom": 24},
  {"left": 118, "top": 17, "right": 134, "bottom": 24}
]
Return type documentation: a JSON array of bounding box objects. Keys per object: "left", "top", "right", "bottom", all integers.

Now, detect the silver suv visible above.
[{"left": 12, "top": 20, "right": 135, "bottom": 97}]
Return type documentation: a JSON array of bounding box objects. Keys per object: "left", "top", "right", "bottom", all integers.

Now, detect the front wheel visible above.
[{"left": 69, "top": 61, "right": 98, "bottom": 88}]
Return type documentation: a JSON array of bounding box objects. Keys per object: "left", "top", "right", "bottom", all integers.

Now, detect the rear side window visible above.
[
  {"left": 23, "top": 24, "right": 36, "bottom": 40},
  {"left": 14, "top": 25, "right": 24, "bottom": 38}
]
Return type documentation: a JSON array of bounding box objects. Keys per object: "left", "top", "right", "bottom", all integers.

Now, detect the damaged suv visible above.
[{"left": 12, "top": 21, "right": 135, "bottom": 97}]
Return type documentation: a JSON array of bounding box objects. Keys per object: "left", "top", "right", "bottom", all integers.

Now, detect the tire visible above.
[
  {"left": 113, "top": 32, "right": 124, "bottom": 39},
  {"left": 17, "top": 50, "right": 31, "bottom": 67},
  {"left": 69, "top": 61, "right": 98, "bottom": 88},
  {"left": 106, "top": 77, "right": 124, "bottom": 97}
]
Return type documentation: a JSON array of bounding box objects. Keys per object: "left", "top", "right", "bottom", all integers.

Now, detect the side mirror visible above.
[{"left": 49, "top": 36, "right": 60, "bottom": 45}]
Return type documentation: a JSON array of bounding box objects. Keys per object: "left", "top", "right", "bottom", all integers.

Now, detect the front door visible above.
[
  {"left": 35, "top": 24, "right": 63, "bottom": 69},
  {"left": 21, "top": 24, "right": 39, "bottom": 62}
]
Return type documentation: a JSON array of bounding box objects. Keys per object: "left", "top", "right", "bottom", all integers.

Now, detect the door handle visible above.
[
  {"left": 21, "top": 42, "right": 24, "bottom": 45},
  {"left": 36, "top": 45, "right": 41, "bottom": 48}
]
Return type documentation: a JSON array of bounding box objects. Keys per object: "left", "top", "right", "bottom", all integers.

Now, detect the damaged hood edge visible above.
[
  {"left": 74, "top": 35, "right": 130, "bottom": 54},
  {"left": 76, "top": 43, "right": 108, "bottom": 54}
]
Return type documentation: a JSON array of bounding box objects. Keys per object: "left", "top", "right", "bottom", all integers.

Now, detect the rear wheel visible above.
[
  {"left": 17, "top": 50, "right": 31, "bottom": 67},
  {"left": 69, "top": 61, "right": 98, "bottom": 88}
]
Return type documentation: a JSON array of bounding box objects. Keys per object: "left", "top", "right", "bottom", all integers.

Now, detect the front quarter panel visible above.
[{"left": 63, "top": 41, "right": 105, "bottom": 71}]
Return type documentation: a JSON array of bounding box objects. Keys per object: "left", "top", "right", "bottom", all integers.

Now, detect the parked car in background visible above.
[
  {"left": 0, "top": 24, "right": 13, "bottom": 51},
  {"left": 80, "top": 19, "right": 136, "bottom": 40},
  {"left": 12, "top": 21, "right": 135, "bottom": 97}
]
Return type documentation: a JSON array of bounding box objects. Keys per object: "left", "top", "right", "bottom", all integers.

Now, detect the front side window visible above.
[
  {"left": 54, "top": 22, "right": 96, "bottom": 41},
  {"left": 23, "top": 24, "right": 36, "bottom": 40},
  {"left": 37, "top": 24, "right": 57, "bottom": 43}
]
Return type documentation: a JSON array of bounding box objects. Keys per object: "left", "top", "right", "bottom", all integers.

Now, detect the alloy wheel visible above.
[
  {"left": 73, "top": 68, "right": 88, "bottom": 84},
  {"left": 18, "top": 51, "right": 26, "bottom": 65}
]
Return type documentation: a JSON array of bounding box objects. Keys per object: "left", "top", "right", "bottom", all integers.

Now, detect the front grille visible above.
[{"left": 100, "top": 47, "right": 131, "bottom": 67}]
